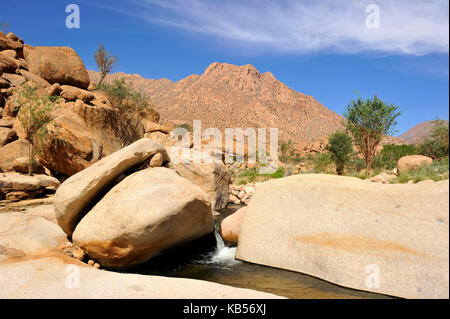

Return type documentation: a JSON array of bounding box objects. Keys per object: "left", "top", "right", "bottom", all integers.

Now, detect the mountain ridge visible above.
[{"left": 89, "top": 63, "right": 406, "bottom": 146}]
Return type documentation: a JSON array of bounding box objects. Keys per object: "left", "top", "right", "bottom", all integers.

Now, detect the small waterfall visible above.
[{"left": 199, "top": 223, "right": 240, "bottom": 267}]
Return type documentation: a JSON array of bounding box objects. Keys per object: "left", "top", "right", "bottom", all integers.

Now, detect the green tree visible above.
[
  {"left": 17, "top": 85, "right": 58, "bottom": 175},
  {"left": 326, "top": 132, "right": 353, "bottom": 175},
  {"left": 419, "top": 118, "right": 449, "bottom": 159},
  {"left": 344, "top": 95, "right": 401, "bottom": 173},
  {"left": 94, "top": 44, "right": 117, "bottom": 88}
]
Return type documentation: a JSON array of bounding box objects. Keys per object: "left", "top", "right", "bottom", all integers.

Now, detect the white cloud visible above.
[{"left": 126, "top": 0, "right": 449, "bottom": 55}]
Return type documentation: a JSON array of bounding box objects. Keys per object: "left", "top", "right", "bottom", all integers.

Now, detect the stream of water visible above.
[{"left": 119, "top": 207, "right": 392, "bottom": 299}]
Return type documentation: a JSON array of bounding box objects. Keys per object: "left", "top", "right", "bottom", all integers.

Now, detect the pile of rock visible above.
[
  {"left": 228, "top": 183, "right": 256, "bottom": 206},
  {"left": 370, "top": 171, "right": 397, "bottom": 184},
  {"left": 54, "top": 138, "right": 216, "bottom": 268},
  {"left": 1, "top": 30, "right": 164, "bottom": 180},
  {"left": 0, "top": 172, "right": 60, "bottom": 201}
]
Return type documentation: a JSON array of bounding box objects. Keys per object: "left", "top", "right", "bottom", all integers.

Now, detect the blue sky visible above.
[{"left": 2, "top": 0, "right": 449, "bottom": 136}]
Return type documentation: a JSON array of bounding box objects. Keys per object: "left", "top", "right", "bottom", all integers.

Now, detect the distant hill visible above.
[
  {"left": 89, "top": 63, "right": 405, "bottom": 146},
  {"left": 89, "top": 63, "right": 345, "bottom": 143},
  {"left": 399, "top": 121, "right": 436, "bottom": 144}
]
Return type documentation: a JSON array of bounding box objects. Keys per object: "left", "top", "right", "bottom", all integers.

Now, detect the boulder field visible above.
[
  {"left": 54, "top": 138, "right": 221, "bottom": 269},
  {"left": 236, "top": 174, "right": 449, "bottom": 299}
]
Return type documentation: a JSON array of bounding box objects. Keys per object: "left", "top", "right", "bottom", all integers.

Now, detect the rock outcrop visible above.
[
  {"left": 23, "top": 46, "right": 90, "bottom": 89},
  {"left": 54, "top": 138, "right": 169, "bottom": 236},
  {"left": 1, "top": 31, "right": 158, "bottom": 180},
  {"left": 0, "top": 213, "right": 280, "bottom": 299},
  {"left": 73, "top": 168, "right": 214, "bottom": 268},
  {"left": 0, "top": 172, "right": 59, "bottom": 201},
  {"left": 236, "top": 174, "right": 449, "bottom": 299},
  {"left": 397, "top": 155, "right": 433, "bottom": 175},
  {"left": 172, "top": 158, "right": 231, "bottom": 210},
  {"left": 37, "top": 110, "right": 103, "bottom": 176},
  {"left": 0, "top": 139, "right": 29, "bottom": 172}
]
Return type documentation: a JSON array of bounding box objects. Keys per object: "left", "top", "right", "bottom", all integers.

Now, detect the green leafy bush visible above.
[
  {"left": 326, "top": 132, "right": 353, "bottom": 175},
  {"left": 416, "top": 119, "right": 449, "bottom": 160},
  {"left": 397, "top": 158, "right": 449, "bottom": 183},
  {"left": 17, "top": 84, "right": 60, "bottom": 175},
  {"left": 312, "top": 153, "right": 333, "bottom": 173},
  {"left": 373, "top": 144, "right": 419, "bottom": 170},
  {"left": 98, "top": 79, "right": 151, "bottom": 146}
]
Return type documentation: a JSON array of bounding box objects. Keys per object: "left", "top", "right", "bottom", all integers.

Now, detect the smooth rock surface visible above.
[
  {"left": 0, "top": 213, "right": 279, "bottom": 299},
  {"left": 236, "top": 174, "right": 449, "bottom": 299},
  {"left": 221, "top": 207, "right": 246, "bottom": 244},
  {"left": 23, "top": 46, "right": 90, "bottom": 89},
  {"left": 73, "top": 167, "right": 214, "bottom": 268},
  {"left": 54, "top": 138, "right": 169, "bottom": 236},
  {"left": 172, "top": 158, "right": 231, "bottom": 210}
]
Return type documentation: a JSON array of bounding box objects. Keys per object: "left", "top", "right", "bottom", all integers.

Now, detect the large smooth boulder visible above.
[
  {"left": 220, "top": 207, "right": 246, "bottom": 244},
  {"left": 236, "top": 174, "right": 449, "bottom": 299},
  {"left": 0, "top": 139, "right": 29, "bottom": 172},
  {"left": 172, "top": 155, "right": 231, "bottom": 210},
  {"left": 72, "top": 167, "right": 214, "bottom": 268},
  {"left": 54, "top": 138, "right": 169, "bottom": 236},
  {"left": 23, "top": 46, "right": 90, "bottom": 89},
  {"left": 397, "top": 155, "right": 433, "bottom": 175},
  {"left": 38, "top": 110, "right": 102, "bottom": 176}
]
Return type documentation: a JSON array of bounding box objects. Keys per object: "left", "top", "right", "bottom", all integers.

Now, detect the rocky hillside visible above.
[
  {"left": 89, "top": 62, "right": 345, "bottom": 142},
  {"left": 0, "top": 31, "right": 161, "bottom": 182},
  {"left": 399, "top": 121, "right": 436, "bottom": 144}
]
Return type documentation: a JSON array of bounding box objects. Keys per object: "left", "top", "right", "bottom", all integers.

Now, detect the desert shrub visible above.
[
  {"left": 418, "top": 119, "right": 449, "bottom": 159},
  {"left": 397, "top": 158, "right": 449, "bottom": 183},
  {"left": 349, "top": 157, "right": 366, "bottom": 172},
  {"left": 176, "top": 123, "right": 193, "bottom": 132},
  {"left": 279, "top": 140, "right": 295, "bottom": 162},
  {"left": 237, "top": 166, "right": 285, "bottom": 184},
  {"left": 326, "top": 132, "right": 353, "bottom": 175},
  {"left": 17, "top": 84, "right": 60, "bottom": 175},
  {"left": 98, "top": 79, "right": 151, "bottom": 147},
  {"left": 373, "top": 144, "right": 419, "bottom": 170},
  {"left": 312, "top": 153, "right": 333, "bottom": 173}
]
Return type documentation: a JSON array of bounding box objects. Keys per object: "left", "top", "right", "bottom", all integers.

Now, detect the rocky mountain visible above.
[
  {"left": 89, "top": 62, "right": 345, "bottom": 143},
  {"left": 399, "top": 121, "right": 436, "bottom": 144}
]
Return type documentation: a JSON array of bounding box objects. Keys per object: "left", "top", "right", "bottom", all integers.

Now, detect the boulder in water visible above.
[
  {"left": 72, "top": 167, "right": 214, "bottom": 268},
  {"left": 236, "top": 174, "right": 449, "bottom": 299}
]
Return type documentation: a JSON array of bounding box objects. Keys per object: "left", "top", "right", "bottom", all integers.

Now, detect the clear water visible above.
[{"left": 118, "top": 206, "right": 392, "bottom": 299}]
